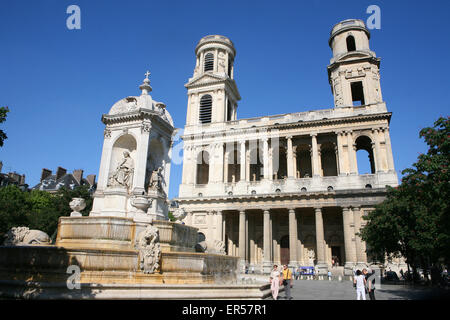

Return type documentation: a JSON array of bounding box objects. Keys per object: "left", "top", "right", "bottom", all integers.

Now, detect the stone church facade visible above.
[{"left": 176, "top": 19, "right": 399, "bottom": 275}]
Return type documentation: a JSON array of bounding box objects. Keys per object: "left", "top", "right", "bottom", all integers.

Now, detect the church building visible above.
[{"left": 176, "top": 19, "right": 399, "bottom": 275}]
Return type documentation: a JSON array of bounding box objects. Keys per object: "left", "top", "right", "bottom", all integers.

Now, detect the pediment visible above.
[
  {"left": 185, "top": 73, "right": 227, "bottom": 88},
  {"left": 335, "top": 51, "right": 375, "bottom": 63}
]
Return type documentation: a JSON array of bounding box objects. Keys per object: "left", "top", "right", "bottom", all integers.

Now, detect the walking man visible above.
[{"left": 282, "top": 265, "right": 293, "bottom": 300}]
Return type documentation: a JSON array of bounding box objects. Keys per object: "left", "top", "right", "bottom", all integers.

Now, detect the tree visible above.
[
  {"left": 0, "top": 185, "right": 94, "bottom": 243},
  {"left": 360, "top": 116, "right": 450, "bottom": 281},
  {"left": 0, "top": 185, "right": 29, "bottom": 237},
  {"left": 0, "top": 106, "right": 9, "bottom": 147}
]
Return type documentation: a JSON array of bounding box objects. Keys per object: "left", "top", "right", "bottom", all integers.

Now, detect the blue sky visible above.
[{"left": 1, "top": 0, "right": 449, "bottom": 199}]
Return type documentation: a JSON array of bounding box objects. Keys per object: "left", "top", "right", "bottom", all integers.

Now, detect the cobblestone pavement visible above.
[{"left": 266, "top": 279, "right": 449, "bottom": 300}]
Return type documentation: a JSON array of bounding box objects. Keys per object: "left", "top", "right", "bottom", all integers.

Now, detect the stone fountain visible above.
[{"left": 0, "top": 73, "right": 270, "bottom": 299}]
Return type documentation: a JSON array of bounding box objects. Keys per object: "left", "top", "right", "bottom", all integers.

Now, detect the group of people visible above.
[
  {"left": 269, "top": 264, "right": 293, "bottom": 300},
  {"left": 353, "top": 268, "right": 376, "bottom": 300},
  {"left": 269, "top": 265, "right": 377, "bottom": 300}
]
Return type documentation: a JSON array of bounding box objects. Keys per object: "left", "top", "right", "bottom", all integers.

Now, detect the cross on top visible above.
[{"left": 144, "top": 70, "right": 151, "bottom": 79}]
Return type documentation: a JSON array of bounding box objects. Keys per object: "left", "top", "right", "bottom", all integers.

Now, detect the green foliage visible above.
[
  {"left": 0, "top": 185, "right": 29, "bottom": 237},
  {"left": 0, "top": 185, "right": 93, "bottom": 242},
  {"left": 167, "top": 211, "right": 176, "bottom": 222},
  {"left": 0, "top": 106, "right": 9, "bottom": 147},
  {"left": 360, "top": 116, "right": 450, "bottom": 269}
]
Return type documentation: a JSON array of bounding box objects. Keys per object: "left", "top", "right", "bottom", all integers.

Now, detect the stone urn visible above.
[
  {"left": 131, "top": 196, "right": 150, "bottom": 214},
  {"left": 69, "top": 198, "right": 86, "bottom": 217},
  {"left": 172, "top": 207, "right": 187, "bottom": 223}
]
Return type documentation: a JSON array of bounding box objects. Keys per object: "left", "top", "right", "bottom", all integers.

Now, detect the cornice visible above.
[
  {"left": 102, "top": 109, "right": 175, "bottom": 133},
  {"left": 175, "top": 187, "right": 388, "bottom": 204},
  {"left": 181, "top": 112, "right": 392, "bottom": 141}
]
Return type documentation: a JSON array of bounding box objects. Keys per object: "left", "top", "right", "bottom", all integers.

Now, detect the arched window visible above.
[
  {"left": 196, "top": 151, "right": 210, "bottom": 184},
  {"left": 204, "top": 53, "right": 214, "bottom": 72},
  {"left": 296, "top": 144, "right": 312, "bottom": 178},
  {"left": 275, "top": 146, "right": 287, "bottom": 180},
  {"left": 355, "top": 136, "right": 376, "bottom": 174},
  {"left": 346, "top": 35, "right": 356, "bottom": 52},
  {"left": 320, "top": 143, "right": 338, "bottom": 177},
  {"left": 199, "top": 95, "right": 212, "bottom": 124}
]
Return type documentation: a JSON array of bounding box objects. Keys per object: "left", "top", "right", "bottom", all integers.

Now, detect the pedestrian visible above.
[
  {"left": 327, "top": 270, "right": 332, "bottom": 281},
  {"left": 354, "top": 270, "right": 367, "bottom": 300},
  {"left": 270, "top": 265, "right": 281, "bottom": 300},
  {"left": 362, "top": 268, "right": 376, "bottom": 300},
  {"left": 282, "top": 264, "right": 293, "bottom": 300},
  {"left": 251, "top": 265, "right": 255, "bottom": 274}
]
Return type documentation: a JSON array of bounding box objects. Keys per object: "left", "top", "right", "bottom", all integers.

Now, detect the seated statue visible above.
[{"left": 108, "top": 151, "right": 134, "bottom": 189}]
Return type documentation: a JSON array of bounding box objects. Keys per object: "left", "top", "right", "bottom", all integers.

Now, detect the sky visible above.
[{"left": 0, "top": 0, "right": 449, "bottom": 199}]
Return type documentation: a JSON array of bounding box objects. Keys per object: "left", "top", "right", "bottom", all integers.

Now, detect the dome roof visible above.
[{"left": 107, "top": 73, "right": 174, "bottom": 127}]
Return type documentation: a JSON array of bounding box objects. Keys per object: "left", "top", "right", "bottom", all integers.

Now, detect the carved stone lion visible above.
[
  {"left": 135, "top": 225, "right": 161, "bottom": 274},
  {"left": 3, "top": 227, "right": 51, "bottom": 246}
]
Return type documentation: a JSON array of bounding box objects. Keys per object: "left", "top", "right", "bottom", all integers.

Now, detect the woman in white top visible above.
[
  {"left": 354, "top": 269, "right": 367, "bottom": 300},
  {"left": 269, "top": 265, "right": 282, "bottom": 300}
]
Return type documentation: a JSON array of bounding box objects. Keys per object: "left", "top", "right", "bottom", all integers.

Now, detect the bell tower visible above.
[
  {"left": 328, "top": 19, "right": 383, "bottom": 108},
  {"left": 185, "top": 35, "right": 241, "bottom": 126}
]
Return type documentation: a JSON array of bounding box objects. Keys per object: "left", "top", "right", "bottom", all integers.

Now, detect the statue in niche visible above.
[
  {"left": 148, "top": 167, "right": 163, "bottom": 193},
  {"left": 108, "top": 151, "right": 134, "bottom": 189}
]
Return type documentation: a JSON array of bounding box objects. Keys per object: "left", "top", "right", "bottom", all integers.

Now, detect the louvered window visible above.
[
  {"left": 204, "top": 53, "right": 214, "bottom": 72},
  {"left": 199, "top": 95, "right": 212, "bottom": 124}
]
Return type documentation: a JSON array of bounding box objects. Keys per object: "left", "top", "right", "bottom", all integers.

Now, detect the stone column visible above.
[
  {"left": 262, "top": 138, "right": 269, "bottom": 179},
  {"left": 383, "top": 127, "right": 395, "bottom": 172},
  {"left": 134, "top": 123, "right": 151, "bottom": 193},
  {"left": 336, "top": 132, "right": 347, "bottom": 175},
  {"left": 239, "top": 210, "right": 246, "bottom": 264},
  {"left": 372, "top": 129, "right": 381, "bottom": 172},
  {"left": 297, "top": 214, "right": 305, "bottom": 265},
  {"left": 223, "top": 149, "right": 229, "bottom": 183},
  {"left": 347, "top": 131, "right": 358, "bottom": 174},
  {"left": 289, "top": 208, "right": 298, "bottom": 266},
  {"left": 352, "top": 207, "right": 367, "bottom": 263},
  {"left": 245, "top": 148, "right": 251, "bottom": 181},
  {"left": 293, "top": 146, "right": 298, "bottom": 178},
  {"left": 287, "top": 136, "right": 294, "bottom": 178},
  {"left": 240, "top": 140, "right": 246, "bottom": 182},
  {"left": 216, "top": 210, "right": 223, "bottom": 243},
  {"left": 342, "top": 207, "right": 357, "bottom": 274},
  {"left": 208, "top": 145, "right": 215, "bottom": 184},
  {"left": 263, "top": 209, "right": 272, "bottom": 273},
  {"left": 210, "top": 142, "right": 223, "bottom": 183},
  {"left": 314, "top": 207, "right": 327, "bottom": 273},
  {"left": 214, "top": 48, "right": 218, "bottom": 72},
  {"left": 311, "top": 134, "right": 320, "bottom": 177}
]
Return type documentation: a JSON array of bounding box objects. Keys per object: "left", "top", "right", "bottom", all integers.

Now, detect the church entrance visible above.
[
  {"left": 331, "top": 246, "right": 342, "bottom": 266},
  {"left": 280, "top": 235, "right": 290, "bottom": 265}
]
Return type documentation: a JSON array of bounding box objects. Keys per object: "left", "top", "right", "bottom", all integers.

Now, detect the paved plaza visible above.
[{"left": 266, "top": 279, "right": 449, "bottom": 300}]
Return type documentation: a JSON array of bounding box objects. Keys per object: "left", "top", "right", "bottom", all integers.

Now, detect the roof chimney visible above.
[
  {"left": 73, "top": 169, "right": 83, "bottom": 185},
  {"left": 40, "top": 168, "right": 52, "bottom": 182},
  {"left": 86, "top": 174, "right": 96, "bottom": 187},
  {"left": 56, "top": 167, "right": 67, "bottom": 180}
]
